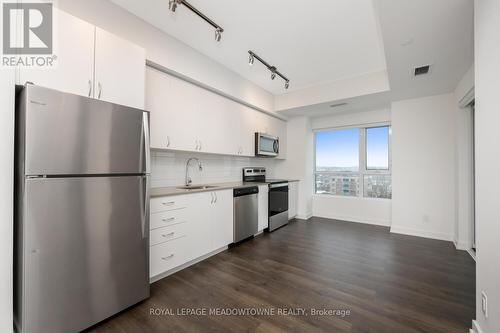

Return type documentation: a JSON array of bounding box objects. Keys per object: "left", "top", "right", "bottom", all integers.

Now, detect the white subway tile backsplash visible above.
[{"left": 150, "top": 151, "right": 277, "bottom": 188}]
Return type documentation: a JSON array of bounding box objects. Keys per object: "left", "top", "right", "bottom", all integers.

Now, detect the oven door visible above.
[
  {"left": 255, "top": 133, "right": 279, "bottom": 157},
  {"left": 269, "top": 183, "right": 288, "bottom": 216}
]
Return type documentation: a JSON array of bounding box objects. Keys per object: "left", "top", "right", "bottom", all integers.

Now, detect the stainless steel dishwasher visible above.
[{"left": 233, "top": 186, "right": 259, "bottom": 243}]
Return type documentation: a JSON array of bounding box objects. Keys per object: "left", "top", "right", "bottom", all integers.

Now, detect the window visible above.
[{"left": 314, "top": 125, "right": 391, "bottom": 199}]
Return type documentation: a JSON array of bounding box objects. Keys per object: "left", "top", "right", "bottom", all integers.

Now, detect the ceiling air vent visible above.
[{"left": 414, "top": 65, "right": 431, "bottom": 76}]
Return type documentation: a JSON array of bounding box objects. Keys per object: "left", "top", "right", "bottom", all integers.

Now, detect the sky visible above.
[{"left": 315, "top": 127, "right": 389, "bottom": 170}]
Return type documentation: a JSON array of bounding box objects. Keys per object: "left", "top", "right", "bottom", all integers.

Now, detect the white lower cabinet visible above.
[
  {"left": 288, "top": 181, "right": 298, "bottom": 219},
  {"left": 211, "top": 190, "right": 234, "bottom": 250},
  {"left": 258, "top": 185, "right": 269, "bottom": 231},
  {"left": 150, "top": 236, "right": 189, "bottom": 277},
  {"left": 149, "top": 190, "right": 233, "bottom": 279}
]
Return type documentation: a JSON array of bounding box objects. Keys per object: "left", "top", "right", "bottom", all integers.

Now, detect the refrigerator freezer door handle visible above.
[{"left": 143, "top": 112, "right": 151, "bottom": 174}]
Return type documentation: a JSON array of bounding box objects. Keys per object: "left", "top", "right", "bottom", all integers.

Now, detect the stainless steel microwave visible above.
[{"left": 255, "top": 133, "right": 279, "bottom": 157}]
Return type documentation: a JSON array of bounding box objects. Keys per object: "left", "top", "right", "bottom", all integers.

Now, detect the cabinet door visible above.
[
  {"left": 212, "top": 190, "right": 233, "bottom": 249},
  {"left": 18, "top": 9, "right": 94, "bottom": 97},
  {"left": 146, "top": 67, "right": 197, "bottom": 151},
  {"left": 258, "top": 185, "right": 269, "bottom": 231},
  {"left": 94, "top": 27, "right": 145, "bottom": 109},
  {"left": 188, "top": 192, "right": 213, "bottom": 259},
  {"left": 288, "top": 182, "right": 298, "bottom": 219}
]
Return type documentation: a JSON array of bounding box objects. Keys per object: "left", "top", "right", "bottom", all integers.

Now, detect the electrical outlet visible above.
[{"left": 481, "top": 291, "right": 488, "bottom": 318}]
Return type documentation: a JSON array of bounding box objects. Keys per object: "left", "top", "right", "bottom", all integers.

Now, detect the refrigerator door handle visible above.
[
  {"left": 141, "top": 176, "right": 150, "bottom": 239},
  {"left": 143, "top": 112, "right": 151, "bottom": 174}
]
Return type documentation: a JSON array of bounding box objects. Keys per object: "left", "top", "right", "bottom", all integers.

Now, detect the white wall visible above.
[
  {"left": 474, "top": 0, "right": 500, "bottom": 331},
  {"left": 274, "top": 117, "right": 314, "bottom": 219},
  {"left": 0, "top": 69, "right": 15, "bottom": 331},
  {"left": 391, "top": 94, "right": 457, "bottom": 241},
  {"left": 313, "top": 196, "right": 392, "bottom": 226},
  {"left": 453, "top": 64, "right": 475, "bottom": 250},
  {"left": 57, "top": 0, "right": 274, "bottom": 112},
  {"left": 151, "top": 151, "right": 278, "bottom": 188},
  {"left": 275, "top": 71, "right": 390, "bottom": 111},
  {"left": 311, "top": 108, "right": 391, "bottom": 129},
  {"left": 311, "top": 109, "right": 392, "bottom": 226}
]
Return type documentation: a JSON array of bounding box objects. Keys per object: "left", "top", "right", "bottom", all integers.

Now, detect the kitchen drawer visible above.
[
  {"left": 150, "top": 236, "right": 188, "bottom": 277},
  {"left": 150, "top": 195, "right": 188, "bottom": 213},
  {"left": 150, "top": 222, "right": 189, "bottom": 246},
  {"left": 150, "top": 208, "right": 188, "bottom": 230}
]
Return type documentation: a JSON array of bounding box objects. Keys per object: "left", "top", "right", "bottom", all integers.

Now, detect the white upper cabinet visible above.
[
  {"left": 94, "top": 27, "right": 145, "bottom": 109},
  {"left": 17, "top": 9, "right": 145, "bottom": 109},
  {"left": 147, "top": 68, "right": 197, "bottom": 151},
  {"left": 18, "top": 9, "right": 94, "bottom": 98},
  {"left": 146, "top": 67, "right": 287, "bottom": 158}
]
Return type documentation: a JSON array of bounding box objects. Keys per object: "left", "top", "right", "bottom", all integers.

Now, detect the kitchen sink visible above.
[{"left": 176, "top": 185, "right": 219, "bottom": 190}]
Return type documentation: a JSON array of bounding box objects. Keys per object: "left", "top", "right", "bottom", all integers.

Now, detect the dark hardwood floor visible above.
[{"left": 87, "top": 218, "right": 475, "bottom": 333}]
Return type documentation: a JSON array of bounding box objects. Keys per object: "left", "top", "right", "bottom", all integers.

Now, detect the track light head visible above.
[
  {"left": 270, "top": 66, "right": 277, "bottom": 80},
  {"left": 215, "top": 28, "right": 223, "bottom": 42},
  {"left": 285, "top": 81, "right": 289, "bottom": 90},
  {"left": 249, "top": 54, "right": 254, "bottom": 66},
  {"left": 168, "top": 0, "right": 178, "bottom": 12}
]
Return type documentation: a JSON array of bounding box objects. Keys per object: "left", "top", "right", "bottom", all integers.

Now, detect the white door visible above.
[
  {"left": 19, "top": 9, "right": 94, "bottom": 97},
  {"left": 288, "top": 182, "right": 298, "bottom": 219},
  {"left": 212, "top": 190, "right": 233, "bottom": 249},
  {"left": 94, "top": 27, "right": 145, "bottom": 109},
  {"left": 258, "top": 185, "right": 269, "bottom": 231}
]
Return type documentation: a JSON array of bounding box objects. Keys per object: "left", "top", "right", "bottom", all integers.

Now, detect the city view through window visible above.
[{"left": 315, "top": 126, "right": 392, "bottom": 199}]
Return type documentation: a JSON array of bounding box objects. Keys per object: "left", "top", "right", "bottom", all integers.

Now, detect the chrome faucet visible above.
[{"left": 185, "top": 157, "right": 203, "bottom": 186}]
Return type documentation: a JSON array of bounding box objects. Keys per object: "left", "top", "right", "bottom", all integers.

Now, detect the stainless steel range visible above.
[{"left": 242, "top": 167, "right": 289, "bottom": 231}]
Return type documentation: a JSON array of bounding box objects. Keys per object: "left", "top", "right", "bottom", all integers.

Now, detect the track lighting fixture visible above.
[
  {"left": 248, "top": 51, "right": 290, "bottom": 90},
  {"left": 169, "top": 0, "right": 224, "bottom": 42},
  {"left": 215, "top": 28, "right": 222, "bottom": 42},
  {"left": 249, "top": 53, "right": 255, "bottom": 66},
  {"left": 168, "top": 0, "right": 180, "bottom": 12},
  {"left": 270, "top": 67, "right": 277, "bottom": 80}
]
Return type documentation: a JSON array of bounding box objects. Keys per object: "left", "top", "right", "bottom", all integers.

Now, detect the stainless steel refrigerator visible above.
[{"left": 14, "top": 84, "right": 150, "bottom": 333}]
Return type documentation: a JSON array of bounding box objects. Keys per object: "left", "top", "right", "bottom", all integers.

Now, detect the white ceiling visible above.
[
  {"left": 376, "top": 0, "right": 474, "bottom": 101},
  {"left": 110, "top": 0, "right": 387, "bottom": 95}
]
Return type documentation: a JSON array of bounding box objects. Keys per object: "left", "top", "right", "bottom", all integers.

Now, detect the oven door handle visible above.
[{"left": 269, "top": 183, "right": 288, "bottom": 189}]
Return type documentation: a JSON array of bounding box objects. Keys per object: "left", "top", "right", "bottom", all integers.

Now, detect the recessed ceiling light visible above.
[{"left": 400, "top": 38, "right": 414, "bottom": 47}]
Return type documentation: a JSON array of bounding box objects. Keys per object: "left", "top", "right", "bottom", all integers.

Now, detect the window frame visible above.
[{"left": 313, "top": 122, "right": 392, "bottom": 199}]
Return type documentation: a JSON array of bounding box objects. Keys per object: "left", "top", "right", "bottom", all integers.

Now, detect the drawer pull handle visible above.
[
  {"left": 162, "top": 201, "right": 175, "bottom": 206},
  {"left": 162, "top": 232, "right": 175, "bottom": 238},
  {"left": 162, "top": 217, "right": 175, "bottom": 222},
  {"left": 161, "top": 254, "right": 174, "bottom": 260}
]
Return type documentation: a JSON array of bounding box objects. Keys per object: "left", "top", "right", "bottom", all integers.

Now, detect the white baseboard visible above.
[
  {"left": 390, "top": 226, "right": 453, "bottom": 242},
  {"left": 471, "top": 320, "right": 483, "bottom": 333},
  {"left": 455, "top": 241, "right": 469, "bottom": 251},
  {"left": 314, "top": 213, "right": 391, "bottom": 227},
  {"left": 467, "top": 248, "right": 476, "bottom": 261},
  {"left": 295, "top": 212, "right": 313, "bottom": 220},
  {"left": 150, "top": 246, "right": 228, "bottom": 283}
]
